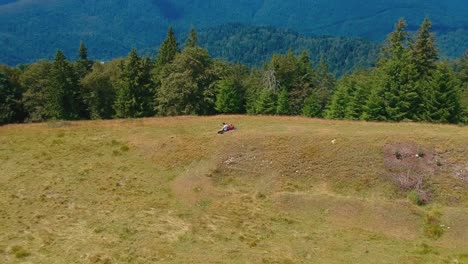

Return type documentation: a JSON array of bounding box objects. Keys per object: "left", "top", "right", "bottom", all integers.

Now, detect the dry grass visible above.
[{"left": 0, "top": 115, "right": 467, "bottom": 263}]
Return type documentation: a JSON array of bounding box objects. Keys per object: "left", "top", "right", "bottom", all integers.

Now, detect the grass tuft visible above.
[
  {"left": 11, "top": 245, "right": 31, "bottom": 258},
  {"left": 423, "top": 210, "right": 444, "bottom": 239},
  {"left": 120, "top": 145, "right": 130, "bottom": 152}
]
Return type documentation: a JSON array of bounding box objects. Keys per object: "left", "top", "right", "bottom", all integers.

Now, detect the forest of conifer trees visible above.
[{"left": 1, "top": 19, "right": 467, "bottom": 125}]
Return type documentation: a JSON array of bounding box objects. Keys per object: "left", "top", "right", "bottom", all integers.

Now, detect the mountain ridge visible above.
[{"left": 0, "top": 0, "right": 467, "bottom": 65}]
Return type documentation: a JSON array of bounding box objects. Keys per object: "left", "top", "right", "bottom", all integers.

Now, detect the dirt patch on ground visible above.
[
  {"left": 171, "top": 160, "right": 222, "bottom": 206},
  {"left": 382, "top": 143, "right": 444, "bottom": 203},
  {"left": 383, "top": 143, "right": 440, "bottom": 175}
]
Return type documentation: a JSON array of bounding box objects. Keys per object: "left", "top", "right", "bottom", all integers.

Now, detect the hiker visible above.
[
  {"left": 217, "top": 123, "right": 234, "bottom": 134},
  {"left": 218, "top": 123, "right": 229, "bottom": 134}
]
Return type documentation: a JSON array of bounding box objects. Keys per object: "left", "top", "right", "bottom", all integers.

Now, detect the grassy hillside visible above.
[
  {"left": 0, "top": 0, "right": 467, "bottom": 65},
  {"left": 0, "top": 116, "right": 467, "bottom": 263}
]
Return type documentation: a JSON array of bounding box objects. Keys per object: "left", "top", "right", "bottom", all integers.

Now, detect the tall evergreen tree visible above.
[
  {"left": 380, "top": 19, "right": 408, "bottom": 61},
  {"left": 47, "top": 50, "right": 81, "bottom": 120},
  {"left": 114, "top": 49, "right": 155, "bottom": 118},
  {"left": 215, "top": 79, "right": 243, "bottom": 114},
  {"left": 411, "top": 18, "right": 438, "bottom": 78},
  {"left": 185, "top": 27, "right": 198, "bottom": 49},
  {"left": 362, "top": 86, "right": 387, "bottom": 121},
  {"left": 325, "top": 80, "right": 350, "bottom": 119},
  {"left": 254, "top": 88, "right": 277, "bottom": 115},
  {"left": 316, "top": 56, "right": 336, "bottom": 110},
  {"left": 378, "top": 19, "right": 420, "bottom": 121},
  {"left": 303, "top": 92, "right": 321, "bottom": 117},
  {"left": 156, "top": 27, "right": 178, "bottom": 68},
  {"left": 276, "top": 88, "right": 290, "bottom": 115},
  {"left": 76, "top": 41, "right": 93, "bottom": 79},
  {"left": 344, "top": 79, "right": 370, "bottom": 120},
  {"left": 421, "top": 63, "right": 461, "bottom": 123}
]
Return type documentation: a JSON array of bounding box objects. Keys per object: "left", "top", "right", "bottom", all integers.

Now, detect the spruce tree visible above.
[
  {"left": 75, "top": 41, "right": 93, "bottom": 80},
  {"left": 156, "top": 27, "right": 178, "bottom": 68},
  {"left": 325, "top": 82, "right": 350, "bottom": 119},
  {"left": 362, "top": 86, "right": 387, "bottom": 121},
  {"left": 344, "top": 81, "right": 369, "bottom": 120},
  {"left": 276, "top": 88, "right": 290, "bottom": 115},
  {"left": 47, "top": 50, "right": 81, "bottom": 120},
  {"left": 298, "top": 50, "right": 312, "bottom": 75},
  {"left": 380, "top": 19, "right": 409, "bottom": 63},
  {"left": 303, "top": 93, "right": 321, "bottom": 118},
  {"left": 422, "top": 63, "right": 461, "bottom": 123},
  {"left": 215, "top": 79, "right": 243, "bottom": 114},
  {"left": 114, "top": 49, "right": 154, "bottom": 118},
  {"left": 254, "top": 88, "right": 276, "bottom": 115},
  {"left": 316, "top": 56, "right": 336, "bottom": 110},
  {"left": 378, "top": 19, "right": 420, "bottom": 121},
  {"left": 185, "top": 27, "right": 198, "bottom": 49},
  {"left": 411, "top": 18, "right": 438, "bottom": 78}
]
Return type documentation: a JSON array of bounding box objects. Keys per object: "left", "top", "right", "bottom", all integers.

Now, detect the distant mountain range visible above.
[{"left": 1, "top": 0, "right": 467, "bottom": 66}]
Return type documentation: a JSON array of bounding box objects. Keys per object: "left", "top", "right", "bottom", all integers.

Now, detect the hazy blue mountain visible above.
[{"left": 1, "top": 0, "right": 467, "bottom": 65}]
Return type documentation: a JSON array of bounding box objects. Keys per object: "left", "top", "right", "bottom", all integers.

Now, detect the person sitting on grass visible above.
[
  {"left": 218, "top": 123, "right": 234, "bottom": 134},
  {"left": 218, "top": 123, "right": 228, "bottom": 134}
]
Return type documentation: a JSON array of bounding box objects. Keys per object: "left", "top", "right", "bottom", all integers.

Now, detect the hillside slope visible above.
[
  {"left": 0, "top": 116, "right": 467, "bottom": 263},
  {"left": 0, "top": 0, "right": 467, "bottom": 65},
  {"left": 197, "top": 24, "right": 379, "bottom": 76}
]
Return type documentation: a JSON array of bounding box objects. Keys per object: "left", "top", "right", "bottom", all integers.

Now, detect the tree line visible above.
[{"left": 1, "top": 19, "right": 467, "bottom": 125}]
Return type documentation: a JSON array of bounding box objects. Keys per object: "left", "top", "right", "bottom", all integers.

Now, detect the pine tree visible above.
[
  {"left": 362, "top": 86, "right": 387, "bottom": 121},
  {"left": 276, "top": 88, "right": 290, "bottom": 115},
  {"left": 185, "top": 27, "right": 198, "bottom": 49},
  {"left": 411, "top": 18, "right": 438, "bottom": 78},
  {"left": 254, "top": 88, "right": 276, "bottom": 115},
  {"left": 76, "top": 41, "right": 93, "bottom": 78},
  {"left": 156, "top": 27, "right": 178, "bottom": 68},
  {"left": 345, "top": 82, "right": 369, "bottom": 120},
  {"left": 421, "top": 63, "right": 461, "bottom": 123},
  {"left": 303, "top": 92, "right": 321, "bottom": 117},
  {"left": 316, "top": 56, "right": 336, "bottom": 110},
  {"left": 325, "top": 82, "right": 350, "bottom": 119},
  {"left": 47, "top": 50, "right": 81, "bottom": 120},
  {"left": 380, "top": 19, "right": 409, "bottom": 64},
  {"left": 377, "top": 19, "right": 421, "bottom": 121},
  {"left": 114, "top": 49, "right": 154, "bottom": 118},
  {"left": 298, "top": 50, "right": 312, "bottom": 74},
  {"left": 215, "top": 79, "right": 243, "bottom": 114}
]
